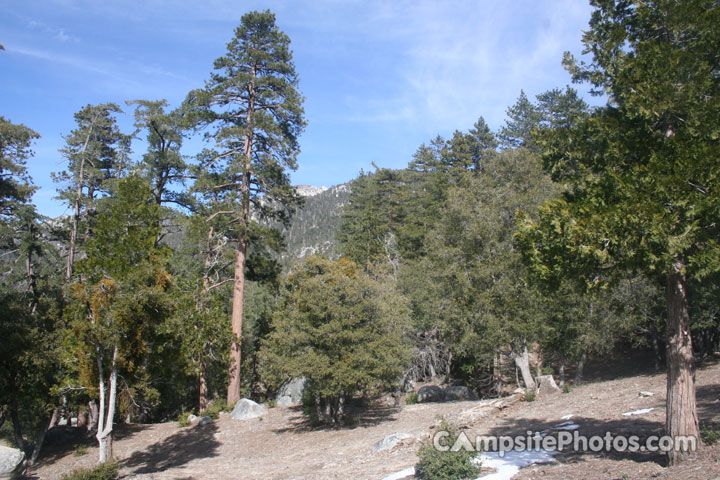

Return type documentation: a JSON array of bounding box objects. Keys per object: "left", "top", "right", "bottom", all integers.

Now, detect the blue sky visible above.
[{"left": 1, "top": 0, "right": 599, "bottom": 217}]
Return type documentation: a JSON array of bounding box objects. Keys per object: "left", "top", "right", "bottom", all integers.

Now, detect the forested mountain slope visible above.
[{"left": 277, "top": 183, "right": 351, "bottom": 267}]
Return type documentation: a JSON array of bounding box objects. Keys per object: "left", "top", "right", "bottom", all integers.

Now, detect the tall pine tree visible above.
[{"left": 186, "top": 10, "right": 305, "bottom": 404}]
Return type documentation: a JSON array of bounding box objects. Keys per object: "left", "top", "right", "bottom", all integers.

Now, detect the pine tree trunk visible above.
[
  {"left": 665, "top": 264, "right": 699, "bottom": 466},
  {"left": 227, "top": 69, "right": 255, "bottom": 406},
  {"left": 574, "top": 352, "right": 586, "bottom": 385},
  {"left": 227, "top": 241, "right": 246, "bottom": 406}
]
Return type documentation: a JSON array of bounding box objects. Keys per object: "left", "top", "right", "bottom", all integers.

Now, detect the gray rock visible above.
[
  {"left": 198, "top": 416, "right": 212, "bottom": 425},
  {"left": 0, "top": 446, "right": 25, "bottom": 480},
  {"left": 373, "top": 433, "right": 412, "bottom": 452},
  {"left": 537, "top": 375, "right": 561, "bottom": 396},
  {"left": 417, "top": 386, "right": 444, "bottom": 403},
  {"left": 639, "top": 391, "right": 654, "bottom": 398},
  {"left": 401, "top": 378, "right": 416, "bottom": 393},
  {"left": 276, "top": 377, "right": 306, "bottom": 407},
  {"left": 443, "top": 385, "right": 478, "bottom": 401},
  {"left": 187, "top": 414, "right": 198, "bottom": 423},
  {"left": 230, "top": 398, "right": 268, "bottom": 420}
]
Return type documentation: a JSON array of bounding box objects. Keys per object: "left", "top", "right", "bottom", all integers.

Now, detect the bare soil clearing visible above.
[{"left": 30, "top": 357, "right": 720, "bottom": 480}]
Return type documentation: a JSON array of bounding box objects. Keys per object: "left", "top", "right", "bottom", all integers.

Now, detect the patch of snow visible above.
[
  {"left": 476, "top": 449, "right": 559, "bottom": 480},
  {"left": 295, "top": 185, "right": 328, "bottom": 197},
  {"left": 622, "top": 408, "right": 654, "bottom": 416},
  {"left": 380, "top": 449, "right": 558, "bottom": 480},
  {"left": 380, "top": 466, "right": 414, "bottom": 480},
  {"left": 560, "top": 414, "right": 574, "bottom": 420},
  {"left": 639, "top": 391, "right": 654, "bottom": 397}
]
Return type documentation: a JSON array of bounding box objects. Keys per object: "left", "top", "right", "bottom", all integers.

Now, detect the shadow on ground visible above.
[
  {"left": 484, "top": 415, "right": 669, "bottom": 467},
  {"left": 273, "top": 403, "right": 401, "bottom": 434},
  {"left": 120, "top": 422, "right": 220, "bottom": 474},
  {"left": 32, "top": 423, "right": 150, "bottom": 470},
  {"left": 696, "top": 383, "right": 720, "bottom": 425}
]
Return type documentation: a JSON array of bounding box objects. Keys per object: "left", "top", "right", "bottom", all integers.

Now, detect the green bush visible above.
[
  {"left": 267, "top": 399, "right": 277, "bottom": 408},
  {"left": 406, "top": 392, "right": 419, "bottom": 405},
  {"left": 177, "top": 411, "right": 194, "bottom": 427},
  {"left": 701, "top": 424, "right": 720, "bottom": 446},
  {"left": 60, "top": 461, "right": 118, "bottom": 480},
  {"left": 73, "top": 445, "right": 88, "bottom": 457},
  {"left": 200, "top": 400, "right": 230, "bottom": 419},
  {"left": 415, "top": 419, "right": 481, "bottom": 480},
  {"left": 524, "top": 391, "right": 536, "bottom": 402},
  {"left": 562, "top": 383, "right": 572, "bottom": 394}
]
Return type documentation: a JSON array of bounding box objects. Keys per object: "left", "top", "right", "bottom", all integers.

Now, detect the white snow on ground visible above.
[
  {"left": 560, "top": 414, "right": 574, "bottom": 420},
  {"left": 476, "top": 449, "right": 559, "bottom": 480},
  {"left": 380, "top": 466, "right": 414, "bottom": 480},
  {"left": 380, "top": 450, "right": 559, "bottom": 480},
  {"left": 622, "top": 408, "right": 654, "bottom": 416}
]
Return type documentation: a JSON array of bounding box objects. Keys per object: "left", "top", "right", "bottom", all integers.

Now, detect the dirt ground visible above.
[{"left": 29, "top": 356, "right": 720, "bottom": 480}]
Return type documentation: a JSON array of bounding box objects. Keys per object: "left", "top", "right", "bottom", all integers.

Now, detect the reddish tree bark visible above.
[{"left": 665, "top": 262, "right": 699, "bottom": 465}]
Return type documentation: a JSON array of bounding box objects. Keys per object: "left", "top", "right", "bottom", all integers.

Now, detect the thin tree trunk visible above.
[
  {"left": 66, "top": 117, "right": 96, "bottom": 280},
  {"left": 48, "top": 408, "right": 59, "bottom": 429},
  {"left": 199, "top": 357, "right": 209, "bottom": 411},
  {"left": 334, "top": 395, "right": 345, "bottom": 425},
  {"left": 77, "top": 409, "right": 88, "bottom": 429},
  {"left": 324, "top": 399, "right": 331, "bottom": 421},
  {"left": 0, "top": 405, "right": 6, "bottom": 431},
  {"left": 494, "top": 351, "right": 503, "bottom": 397},
  {"left": 559, "top": 361, "right": 565, "bottom": 388},
  {"left": 512, "top": 344, "right": 536, "bottom": 392},
  {"left": 88, "top": 400, "right": 98, "bottom": 432},
  {"left": 314, "top": 394, "right": 323, "bottom": 423},
  {"left": 9, "top": 399, "right": 26, "bottom": 452},
  {"left": 665, "top": 264, "right": 699, "bottom": 465},
  {"left": 653, "top": 335, "right": 662, "bottom": 372},
  {"left": 97, "top": 343, "right": 119, "bottom": 463},
  {"left": 574, "top": 352, "right": 586, "bottom": 385},
  {"left": 28, "top": 414, "right": 52, "bottom": 466}
]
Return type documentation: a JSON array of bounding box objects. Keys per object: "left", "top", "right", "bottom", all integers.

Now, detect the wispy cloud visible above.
[
  {"left": 321, "top": 0, "right": 593, "bottom": 131},
  {"left": 7, "top": 44, "right": 191, "bottom": 94},
  {"left": 9, "top": 45, "right": 115, "bottom": 77},
  {"left": 26, "top": 17, "right": 80, "bottom": 43}
]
